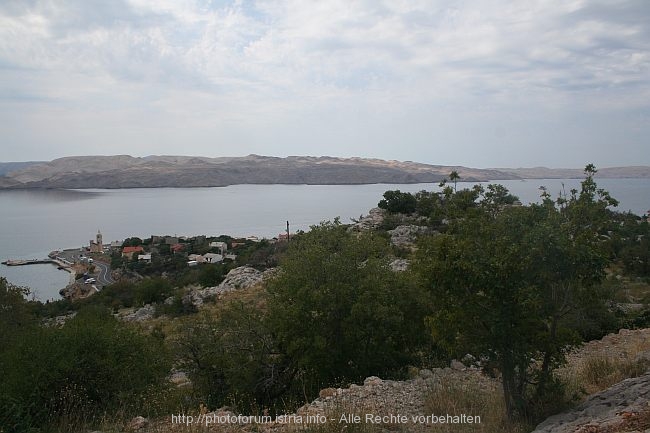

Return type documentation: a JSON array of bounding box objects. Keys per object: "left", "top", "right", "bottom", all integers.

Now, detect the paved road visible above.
[
  {"left": 58, "top": 249, "right": 115, "bottom": 288},
  {"left": 94, "top": 260, "right": 115, "bottom": 286}
]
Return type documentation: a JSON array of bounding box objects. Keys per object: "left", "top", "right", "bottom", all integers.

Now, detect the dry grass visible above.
[
  {"left": 423, "top": 380, "right": 530, "bottom": 433},
  {"left": 562, "top": 355, "right": 650, "bottom": 397}
]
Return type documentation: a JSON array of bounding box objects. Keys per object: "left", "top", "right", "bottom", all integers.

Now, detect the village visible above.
[{"left": 48, "top": 228, "right": 292, "bottom": 301}]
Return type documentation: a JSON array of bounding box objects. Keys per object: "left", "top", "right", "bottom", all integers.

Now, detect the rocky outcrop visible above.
[
  {"left": 59, "top": 282, "right": 96, "bottom": 301},
  {"left": 389, "top": 258, "right": 410, "bottom": 272},
  {"left": 120, "top": 304, "right": 156, "bottom": 322},
  {"left": 532, "top": 373, "right": 650, "bottom": 433},
  {"left": 388, "top": 225, "right": 429, "bottom": 248},
  {"left": 348, "top": 207, "right": 386, "bottom": 231},
  {"left": 293, "top": 369, "right": 495, "bottom": 432},
  {"left": 42, "top": 312, "right": 77, "bottom": 327},
  {"left": 187, "top": 266, "right": 276, "bottom": 307}
]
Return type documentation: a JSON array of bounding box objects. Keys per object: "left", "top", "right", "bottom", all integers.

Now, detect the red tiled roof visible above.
[{"left": 122, "top": 246, "right": 144, "bottom": 253}]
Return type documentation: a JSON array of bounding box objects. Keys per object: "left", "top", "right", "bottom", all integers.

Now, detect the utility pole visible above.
[{"left": 286, "top": 220, "right": 290, "bottom": 241}]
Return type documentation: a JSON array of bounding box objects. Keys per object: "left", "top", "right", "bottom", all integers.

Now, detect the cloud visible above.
[{"left": 0, "top": 0, "right": 648, "bottom": 166}]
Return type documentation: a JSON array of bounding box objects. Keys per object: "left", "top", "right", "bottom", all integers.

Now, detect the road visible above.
[
  {"left": 58, "top": 248, "right": 115, "bottom": 288},
  {"left": 94, "top": 260, "right": 115, "bottom": 286}
]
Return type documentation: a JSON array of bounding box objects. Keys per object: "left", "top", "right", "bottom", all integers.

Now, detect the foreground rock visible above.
[
  {"left": 292, "top": 368, "right": 495, "bottom": 432},
  {"left": 532, "top": 372, "right": 650, "bottom": 433}
]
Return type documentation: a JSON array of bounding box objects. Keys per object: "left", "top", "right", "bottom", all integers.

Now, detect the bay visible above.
[{"left": 1, "top": 179, "right": 648, "bottom": 301}]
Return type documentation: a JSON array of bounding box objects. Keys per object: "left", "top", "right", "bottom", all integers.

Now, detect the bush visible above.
[
  {"left": 378, "top": 190, "right": 417, "bottom": 214},
  {"left": 0, "top": 306, "right": 171, "bottom": 432}
]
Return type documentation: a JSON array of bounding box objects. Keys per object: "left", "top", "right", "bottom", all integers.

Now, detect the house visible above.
[
  {"left": 188, "top": 254, "right": 205, "bottom": 263},
  {"left": 277, "top": 233, "right": 289, "bottom": 242},
  {"left": 209, "top": 241, "right": 228, "bottom": 255},
  {"left": 138, "top": 253, "right": 152, "bottom": 262},
  {"left": 110, "top": 240, "right": 122, "bottom": 249},
  {"left": 122, "top": 246, "right": 144, "bottom": 259},
  {"left": 171, "top": 243, "right": 185, "bottom": 253},
  {"left": 203, "top": 253, "right": 223, "bottom": 263},
  {"left": 165, "top": 236, "right": 179, "bottom": 245}
]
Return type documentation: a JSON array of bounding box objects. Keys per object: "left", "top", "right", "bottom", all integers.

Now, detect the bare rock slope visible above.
[{"left": 0, "top": 154, "right": 516, "bottom": 189}]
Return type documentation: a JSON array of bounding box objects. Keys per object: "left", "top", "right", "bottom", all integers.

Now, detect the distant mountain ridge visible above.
[
  {"left": 0, "top": 155, "right": 647, "bottom": 189},
  {"left": 495, "top": 166, "right": 650, "bottom": 179}
]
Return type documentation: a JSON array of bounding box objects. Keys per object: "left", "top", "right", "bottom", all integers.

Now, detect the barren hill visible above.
[
  {"left": 0, "top": 155, "right": 517, "bottom": 189},
  {"left": 1, "top": 155, "right": 648, "bottom": 189}
]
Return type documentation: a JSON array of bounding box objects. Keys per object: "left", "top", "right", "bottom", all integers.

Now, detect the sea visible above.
[{"left": 1, "top": 179, "right": 648, "bottom": 301}]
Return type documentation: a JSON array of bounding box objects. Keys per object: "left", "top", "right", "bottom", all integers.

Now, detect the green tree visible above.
[
  {"left": 0, "top": 278, "right": 34, "bottom": 348},
  {"left": 0, "top": 306, "right": 170, "bottom": 432},
  {"left": 449, "top": 170, "right": 460, "bottom": 191},
  {"left": 175, "top": 302, "right": 289, "bottom": 410},
  {"left": 378, "top": 190, "right": 417, "bottom": 214},
  {"left": 414, "top": 167, "right": 614, "bottom": 421},
  {"left": 267, "top": 220, "right": 430, "bottom": 387}
]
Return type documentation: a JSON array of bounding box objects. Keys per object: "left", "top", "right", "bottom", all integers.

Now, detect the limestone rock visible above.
[
  {"left": 42, "top": 312, "right": 77, "bottom": 327},
  {"left": 59, "top": 282, "right": 96, "bottom": 301},
  {"left": 388, "top": 225, "right": 428, "bottom": 248},
  {"left": 122, "top": 304, "right": 155, "bottom": 322},
  {"left": 349, "top": 207, "right": 386, "bottom": 231},
  {"left": 169, "top": 370, "right": 191, "bottom": 388},
  {"left": 532, "top": 373, "right": 650, "bottom": 433},
  {"left": 190, "top": 266, "right": 275, "bottom": 306},
  {"left": 389, "top": 258, "right": 410, "bottom": 272},
  {"left": 126, "top": 416, "right": 148, "bottom": 431}
]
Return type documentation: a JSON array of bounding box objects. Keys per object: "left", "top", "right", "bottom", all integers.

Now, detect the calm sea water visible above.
[{"left": 1, "top": 179, "right": 648, "bottom": 301}]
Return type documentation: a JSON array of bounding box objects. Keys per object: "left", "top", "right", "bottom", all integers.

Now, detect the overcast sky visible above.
[{"left": 1, "top": 0, "right": 649, "bottom": 168}]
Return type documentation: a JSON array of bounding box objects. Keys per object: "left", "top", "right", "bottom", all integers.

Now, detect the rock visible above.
[
  {"left": 122, "top": 304, "right": 155, "bottom": 322},
  {"left": 126, "top": 416, "right": 148, "bottom": 431},
  {"left": 319, "top": 387, "right": 337, "bottom": 398},
  {"left": 42, "top": 312, "right": 77, "bottom": 327},
  {"left": 389, "top": 258, "right": 410, "bottom": 272},
  {"left": 59, "top": 282, "right": 96, "bottom": 301},
  {"left": 451, "top": 359, "right": 466, "bottom": 371},
  {"left": 364, "top": 376, "right": 383, "bottom": 386},
  {"left": 532, "top": 373, "right": 650, "bottom": 433},
  {"left": 190, "top": 266, "right": 275, "bottom": 306},
  {"left": 348, "top": 207, "right": 386, "bottom": 231},
  {"left": 387, "top": 225, "right": 428, "bottom": 248},
  {"left": 169, "top": 370, "right": 191, "bottom": 388}
]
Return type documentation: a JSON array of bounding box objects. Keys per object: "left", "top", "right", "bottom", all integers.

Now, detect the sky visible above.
[{"left": 1, "top": 0, "right": 649, "bottom": 168}]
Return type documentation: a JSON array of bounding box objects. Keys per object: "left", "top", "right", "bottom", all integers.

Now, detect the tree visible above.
[
  {"left": 414, "top": 167, "right": 614, "bottom": 421},
  {"left": 378, "top": 190, "right": 417, "bottom": 214},
  {"left": 0, "top": 305, "right": 170, "bottom": 432},
  {"left": 267, "top": 220, "right": 430, "bottom": 387},
  {"left": 449, "top": 170, "right": 460, "bottom": 192}
]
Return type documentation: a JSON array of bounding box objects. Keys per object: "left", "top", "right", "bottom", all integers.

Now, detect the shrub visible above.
[{"left": 0, "top": 305, "right": 171, "bottom": 432}]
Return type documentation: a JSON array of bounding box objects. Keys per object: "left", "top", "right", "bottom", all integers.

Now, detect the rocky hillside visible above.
[
  {"left": 2, "top": 155, "right": 647, "bottom": 189},
  {"left": 0, "top": 154, "right": 517, "bottom": 189},
  {"left": 495, "top": 166, "right": 650, "bottom": 179}
]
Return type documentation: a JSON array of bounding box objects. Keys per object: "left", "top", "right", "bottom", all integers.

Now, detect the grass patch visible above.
[{"left": 424, "top": 380, "right": 529, "bottom": 433}]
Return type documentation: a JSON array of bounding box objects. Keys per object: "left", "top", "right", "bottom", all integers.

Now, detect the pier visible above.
[
  {"left": 2, "top": 259, "right": 55, "bottom": 266},
  {"left": 2, "top": 257, "right": 73, "bottom": 270}
]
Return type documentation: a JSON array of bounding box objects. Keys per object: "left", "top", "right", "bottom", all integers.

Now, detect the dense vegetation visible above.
[{"left": 1, "top": 165, "right": 648, "bottom": 432}]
